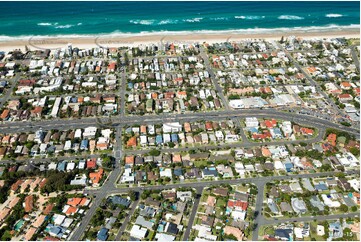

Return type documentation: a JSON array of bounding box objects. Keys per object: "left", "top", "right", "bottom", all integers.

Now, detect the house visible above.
[
  {"left": 201, "top": 215, "right": 215, "bottom": 227},
  {"left": 174, "top": 190, "right": 191, "bottom": 202},
  {"left": 202, "top": 168, "right": 218, "bottom": 179},
  {"left": 0, "top": 207, "right": 10, "bottom": 222},
  {"left": 130, "top": 225, "right": 147, "bottom": 239},
  {"left": 245, "top": 117, "right": 259, "bottom": 128},
  {"left": 338, "top": 93, "right": 353, "bottom": 102},
  {"left": 280, "top": 202, "right": 293, "bottom": 213},
  {"left": 275, "top": 228, "right": 293, "bottom": 241},
  {"left": 127, "top": 136, "right": 137, "bottom": 147},
  {"left": 267, "top": 198, "right": 279, "bottom": 214},
  {"left": 86, "top": 158, "right": 97, "bottom": 169},
  {"left": 300, "top": 127, "right": 314, "bottom": 136},
  {"left": 328, "top": 221, "right": 343, "bottom": 240},
  {"left": 165, "top": 222, "right": 179, "bottom": 235},
  {"left": 310, "top": 195, "right": 325, "bottom": 211},
  {"left": 224, "top": 226, "right": 244, "bottom": 241},
  {"left": 147, "top": 171, "right": 158, "bottom": 182},
  {"left": 139, "top": 195, "right": 158, "bottom": 208},
  {"left": 155, "top": 233, "right": 175, "bottom": 241},
  {"left": 340, "top": 82, "right": 352, "bottom": 90},
  {"left": 24, "top": 195, "right": 34, "bottom": 213},
  {"left": 337, "top": 178, "right": 351, "bottom": 191},
  {"left": 24, "top": 227, "right": 37, "bottom": 241},
  {"left": 213, "top": 187, "right": 228, "bottom": 197},
  {"left": 291, "top": 198, "right": 307, "bottom": 214},
  {"left": 89, "top": 168, "right": 104, "bottom": 185},
  {"left": 135, "top": 216, "right": 154, "bottom": 229},
  {"left": 97, "top": 228, "right": 109, "bottom": 241},
  {"left": 109, "top": 196, "right": 131, "bottom": 207}
]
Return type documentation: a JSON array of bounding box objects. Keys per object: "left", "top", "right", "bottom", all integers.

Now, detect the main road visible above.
[{"left": 1, "top": 109, "right": 359, "bottom": 136}]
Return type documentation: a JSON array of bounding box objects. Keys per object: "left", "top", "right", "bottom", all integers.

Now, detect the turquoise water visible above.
[
  {"left": 0, "top": 1, "right": 359, "bottom": 40},
  {"left": 14, "top": 219, "right": 25, "bottom": 231}
]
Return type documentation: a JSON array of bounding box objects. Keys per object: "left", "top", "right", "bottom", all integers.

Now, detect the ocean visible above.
[{"left": 0, "top": 1, "right": 359, "bottom": 40}]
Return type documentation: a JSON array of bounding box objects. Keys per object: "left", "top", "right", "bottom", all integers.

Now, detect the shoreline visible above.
[{"left": 0, "top": 28, "right": 359, "bottom": 52}]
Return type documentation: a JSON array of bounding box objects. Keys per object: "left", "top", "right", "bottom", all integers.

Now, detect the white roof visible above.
[
  {"left": 66, "top": 162, "right": 76, "bottom": 170},
  {"left": 48, "top": 162, "right": 57, "bottom": 170},
  {"left": 53, "top": 214, "right": 66, "bottom": 225},
  {"left": 160, "top": 168, "right": 172, "bottom": 178},
  {"left": 61, "top": 218, "right": 74, "bottom": 228},
  {"left": 130, "top": 225, "right": 147, "bottom": 239},
  {"left": 155, "top": 233, "right": 175, "bottom": 241}
]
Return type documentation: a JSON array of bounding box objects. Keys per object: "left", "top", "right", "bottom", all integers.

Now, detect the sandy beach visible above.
[{"left": 0, "top": 28, "right": 359, "bottom": 52}]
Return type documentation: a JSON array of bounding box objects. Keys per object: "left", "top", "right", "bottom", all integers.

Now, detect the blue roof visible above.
[
  {"left": 97, "top": 228, "right": 109, "bottom": 241},
  {"left": 273, "top": 128, "right": 282, "bottom": 134},
  {"left": 128, "top": 82, "right": 134, "bottom": 88},
  {"left": 70, "top": 97, "right": 78, "bottom": 103},
  {"left": 174, "top": 168, "right": 183, "bottom": 176},
  {"left": 315, "top": 183, "right": 328, "bottom": 191},
  {"left": 284, "top": 162, "right": 293, "bottom": 172},
  {"left": 171, "top": 134, "right": 178, "bottom": 142},
  {"left": 248, "top": 127, "right": 258, "bottom": 133},
  {"left": 80, "top": 139, "right": 88, "bottom": 149},
  {"left": 49, "top": 226, "right": 63, "bottom": 236},
  {"left": 110, "top": 196, "right": 131, "bottom": 207},
  {"left": 156, "top": 135, "right": 163, "bottom": 144},
  {"left": 57, "top": 161, "right": 67, "bottom": 171},
  {"left": 203, "top": 168, "right": 218, "bottom": 176}
]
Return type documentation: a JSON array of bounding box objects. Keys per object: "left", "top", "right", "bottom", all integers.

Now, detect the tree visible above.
[
  {"left": 148, "top": 149, "right": 161, "bottom": 156},
  {"left": 351, "top": 206, "right": 358, "bottom": 212},
  {"left": 128, "top": 191, "right": 137, "bottom": 201},
  {"left": 339, "top": 204, "right": 348, "bottom": 213},
  {"left": 349, "top": 147, "right": 360, "bottom": 157},
  {"left": 101, "top": 155, "right": 113, "bottom": 168}
]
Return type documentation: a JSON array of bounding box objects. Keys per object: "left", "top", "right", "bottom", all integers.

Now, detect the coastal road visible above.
[{"left": 183, "top": 187, "right": 203, "bottom": 241}]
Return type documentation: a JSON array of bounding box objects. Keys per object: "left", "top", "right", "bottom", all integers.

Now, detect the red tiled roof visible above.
[
  {"left": 43, "top": 203, "right": 54, "bottom": 215},
  {"left": 24, "top": 195, "right": 34, "bottom": 213},
  {"left": 67, "top": 197, "right": 82, "bottom": 206},
  {"left": 86, "top": 158, "right": 97, "bottom": 169},
  {"left": 227, "top": 200, "right": 248, "bottom": 211}
]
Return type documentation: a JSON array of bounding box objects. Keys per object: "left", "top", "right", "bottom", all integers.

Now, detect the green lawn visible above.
[
  {"left": 216, "top": 197, "right": 227, "bottom": 208},
  {"left": 259, "top": 225, "right": 275, "bottom": 236},
  {"left": 194, "top": 160, "right": 209, "bottom": 167},
  {"left": 146, "top": 230, "right": 155, "bottom": 240}
]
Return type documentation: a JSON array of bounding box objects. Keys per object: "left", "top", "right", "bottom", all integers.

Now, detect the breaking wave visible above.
[
  {"left": 326, "top": 13, "right": 344, "bottom": 18},
  {"left": 235, "top": 16, "right": 265, "bottom": 20},
  {"left": 278, "top": 15, "right": 304, "bottom": 20}
]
